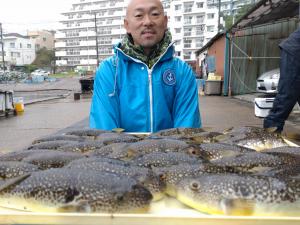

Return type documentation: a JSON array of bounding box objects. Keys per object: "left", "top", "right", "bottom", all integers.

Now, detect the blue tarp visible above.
[{"left": 207, "top": 56, "right": 216, "bottom": 72}]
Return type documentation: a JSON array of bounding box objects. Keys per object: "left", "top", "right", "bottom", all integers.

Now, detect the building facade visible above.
[
  {"left": 27, "top": 30, "right": 55, "bottom": 51},
  {"left": 1, "top": 33, "right": 36, "bottom": 67},
  {"left": 168, "top": 0, "right": 219, "bottom": 63},
  {"left": 55, "top": 0, "right": 219, "bottom": 71},
  {"left": 207, "top": 0, "right": 257, "bottom": 16}
]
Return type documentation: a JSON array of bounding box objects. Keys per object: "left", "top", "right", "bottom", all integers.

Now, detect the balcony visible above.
[
  {"left": 55, "top": 42, "right": 66, "bottom": 48},
  {"left": 55, "top": 33, "right": 66, "bottom": 39},
  {"left": 55, "top": 51, "right": 67, "bottom": 57},
  {"left": 80, "top": 49, "right": 97, "bottom": 56},
  {"left": 80, "top": 59, "right": 98, "bottom": 65}
]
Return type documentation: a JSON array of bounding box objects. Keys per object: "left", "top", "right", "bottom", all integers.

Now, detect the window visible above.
[
  {"left": 108, "top": 10, "right": 114, "bottom": 15},
  {"left": 196, "top": 15, "right": 204, "bottom": 24},
  {"left": 207, "top": 13, "right": 215, "bottom": 19},
  {"left": 175, "top": 4, "right": 181, "bottom": 11},
  {"left": 175, "top": 40, "right": 181, "bottom": 45},
  {"left": 11, "top": 52, "right": 20, "bottom": 57},
  {"left": 98, "top": 27, "right": 112, "bottom": 35},
  {"left": 20, "top": 43, "right": 22, "bottom": 48},
  {"left": 43, "top": 37, "right": 47, "bottom": 42},
  {"left": 197, "top": 2, "right": 204, "bottom": 8},
  {"left": 184, "top": 39, "right": 192, "bottom": 48},
  {"left": 175, "top": 16, "right": 181, "bottom": 22},
  {"left": 27, "top": 44, "right": 32, "bottom": 48},
  {"left": 207, "top": 25, "right": 215, "bottom": 32},
  {"left": 184, "top": 28, "right": 192, "bottom": 36},
  {"left": 196, "top": 25, "right": 205, "bottom": 35},
  {"left": 99, "top": 37, "right": 112, "bottom": 44},
  {"left": 183, "top": 51, "right": 191, "bottom": 60},
  {"left": 10, "top": 42, "right": 15, "bottom": 48},
  {"left": 184, "top": 16, "right": 193, "bottom": 25},
  {"left": 184, "top": 2, "right": 193, "bottom": 13},
  {"left": 195, "top": 38, "right": 204, "bottom": 48},
  {"left": 175, "top": 28, "right": 181, "bottom": 33}
]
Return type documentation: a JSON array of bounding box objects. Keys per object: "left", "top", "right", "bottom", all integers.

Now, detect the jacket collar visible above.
[{"left": 114, "top": 41, "right": 175, "bottom": 67}]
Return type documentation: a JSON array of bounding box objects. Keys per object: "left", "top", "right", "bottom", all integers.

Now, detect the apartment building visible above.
[
  {"left": 55, "top": 0, "right": 219, "bottom": 70},
  {"left": 207, "top": 0, "right": 257, "bottom": 16},
  {"left": 27, "top": 30, "right": 55, "bottom": 51},
  {"left": 0, "top": 33, "right": 36, "bottom": 67},
  {"left": 169, "top": 0, "right": 219, "bottom": 62}
]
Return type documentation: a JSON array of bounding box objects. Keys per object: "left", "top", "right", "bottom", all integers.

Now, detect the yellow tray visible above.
[{"left": 0, "top": 197, "right": 299, "bottom": 225}]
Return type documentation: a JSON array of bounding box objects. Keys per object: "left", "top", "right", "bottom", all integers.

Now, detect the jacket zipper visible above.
[
  {"left": 116, "top": 43, "right": 175, "bottom": 132},
  {"left": 148, "top": 68, "right": 154, "bottom": 132}
]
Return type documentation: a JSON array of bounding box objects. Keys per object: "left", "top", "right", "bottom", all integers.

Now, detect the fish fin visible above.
[
  {"left": 214, "top": 134, "right": 229, "bottom": 142},
  {"left": 112, "top": 128, "right": 125, "bottom": 133},
  {"left": 58, "top": 200, "right": 91, "bottom": 213},
  {"left": 126, "top": 148, "right": 138, "bottom": 158},
  {"left": 248, "top": 166, "right": 273, "bottom": 174},
  {"left": 190, "top": 136, "right": 205, "bottom": 144},
  {"left": 223, "top": 127, "right": 234, "bottom": 134},
  {"left": 265, "top": 127, "right": 279, "bottom": 133},
  {"left": 0, "top": 173, "right": 31, "bottom": 192},
  {"left": 201, "top": 127, "right": 212, "bottom": 132},
  {"left": 283, "top": 132, "right": 300, "bottom": 142},
  {"left": 220, "top": 198, "right": 255, "bottom": 216}
]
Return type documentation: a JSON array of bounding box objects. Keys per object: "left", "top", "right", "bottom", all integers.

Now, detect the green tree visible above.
[
  {"left": 32, "top": 48, "right": 55, "bottom": 68},
  {"left": 223, "top": 3, "right": 255, "bottom": 30},
  {"left": 235, "top": 3, "right": 255, "bottom": 21},
  {"left": 224, "top": 15, "right": 234, "bottom": 30}
]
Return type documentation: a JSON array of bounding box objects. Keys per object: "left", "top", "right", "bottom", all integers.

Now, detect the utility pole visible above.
[
  {"left": 218, "top": 0, "right": 221, "bottom": 32},
  {"left": 0, "top": 23, "right": 5, "bottom": 72},
  {"left": 94, "top": 12, "right": 100, "bottom": 67}
]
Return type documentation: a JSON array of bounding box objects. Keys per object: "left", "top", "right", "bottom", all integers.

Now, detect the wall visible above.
[
  {"left": 230, "top": 19, "right": 299, "bottom": 95},
  {"left": 207, "top": 35, "right": 226, "bottom": 78}
]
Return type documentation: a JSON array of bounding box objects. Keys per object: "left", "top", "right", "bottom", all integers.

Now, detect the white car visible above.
[
  {"left": 31, "top": 69, "right": 50, "bottom": 77},
  {"left": 256, "top": 68, "right": 280, "bottom": 94}
]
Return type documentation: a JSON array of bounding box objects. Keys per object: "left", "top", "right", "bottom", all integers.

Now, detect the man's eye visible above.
[
  {"left": 152, "top": 12, "right": 160, "bottom": 16},
  {"left": 135, "top": 14, "right": 142, "bottom": 18}
]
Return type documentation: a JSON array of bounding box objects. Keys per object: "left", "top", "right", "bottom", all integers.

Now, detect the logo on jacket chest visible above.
[{"left": 163, "top": 69, "right": 176, "bottom": 86}]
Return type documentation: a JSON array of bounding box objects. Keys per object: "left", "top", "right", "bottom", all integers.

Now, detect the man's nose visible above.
[{"left": 143, "top": 15, "right": 153, "bottom": 25}]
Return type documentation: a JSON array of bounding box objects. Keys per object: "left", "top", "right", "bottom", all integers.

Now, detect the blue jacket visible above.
[
  {"left": 279, "top": 27, "right": 300, "bottom": 60},
  {"left": 90, "top": 43, "right": 201, "bottom": 132}
]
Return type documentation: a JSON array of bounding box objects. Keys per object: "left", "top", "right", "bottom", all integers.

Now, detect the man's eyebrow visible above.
[{"left": 132, "top": 6, "right": 162, "bottom": 12}]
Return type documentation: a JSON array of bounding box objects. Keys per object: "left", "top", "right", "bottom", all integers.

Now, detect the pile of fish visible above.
[{"left": 0, "top": 126, "right": 299, "bottom": 216}]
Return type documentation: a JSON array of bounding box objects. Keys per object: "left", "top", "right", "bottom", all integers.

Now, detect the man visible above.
[
  {"left": 263, "top": 27, "right": 300, "bottom": 132},
  {"left": 90, "top": 0, "right": 201, "bottom": 132}
]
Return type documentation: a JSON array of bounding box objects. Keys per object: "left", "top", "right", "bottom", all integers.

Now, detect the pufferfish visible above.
[{"left": 174, "top": 174, "right": 300, "bottom": 216}]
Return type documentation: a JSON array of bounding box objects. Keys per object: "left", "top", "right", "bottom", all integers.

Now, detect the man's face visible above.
[{"left": 124, "top": 0, "right": 168, "bottom": 50}]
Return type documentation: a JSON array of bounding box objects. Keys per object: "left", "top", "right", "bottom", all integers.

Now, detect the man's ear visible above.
[
  {"left": 124, "top": 18, "right": 130, "bottom": 33},
  {"left": 164, "top": 15, "right": 168, "bottom": 29}
]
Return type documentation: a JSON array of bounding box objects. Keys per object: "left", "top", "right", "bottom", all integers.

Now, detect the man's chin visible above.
[{"left": 140, "top": 41, "right": 158, "bottom": 48}]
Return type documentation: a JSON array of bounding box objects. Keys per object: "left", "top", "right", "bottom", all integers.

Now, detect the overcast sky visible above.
[{"left": 0, "top": 0, "right": 75, "bottom": 34}]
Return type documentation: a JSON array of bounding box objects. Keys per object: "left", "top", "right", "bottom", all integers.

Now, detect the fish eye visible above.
[
  {"left": 188, "top": 148, "right": 198, "bottom": 155},
  {"left": 115, "top": 193, "right": 124, "bottom": 202},
  {"left": 190, "top": 181, "right": 200, "bottom": 191},
  {"left": 159, "top": 173, "right": 166, "bottom": 181}
]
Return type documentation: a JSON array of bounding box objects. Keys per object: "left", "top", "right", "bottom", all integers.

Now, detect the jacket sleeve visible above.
[
  {"left": 173, "top": 61, "right": 202, "bottom": 128},
  {"left": 89, "top": 58, "right": 120, "bottom": 130}
]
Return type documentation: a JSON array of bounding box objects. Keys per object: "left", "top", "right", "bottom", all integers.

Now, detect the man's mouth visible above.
[{"left": 142, "top": 30, "right": 156, "bottom": 35}]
